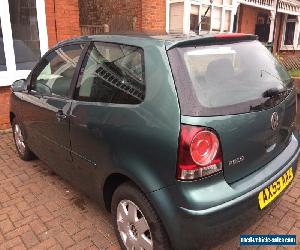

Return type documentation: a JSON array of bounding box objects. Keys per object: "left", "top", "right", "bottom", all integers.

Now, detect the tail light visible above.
[{"left": 177, "top": 125, "right": 223, "bottom": 180}]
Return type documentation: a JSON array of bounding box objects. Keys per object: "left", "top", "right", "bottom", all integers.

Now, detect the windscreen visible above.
[{"left": 168, "top": 40, "right": 292, "bottom": 116}]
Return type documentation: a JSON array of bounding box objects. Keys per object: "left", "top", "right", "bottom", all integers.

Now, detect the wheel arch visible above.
[
  {"left": 103, "top": 171, "right": 156, "bottom": 213},
  {"left": 103, "top": 173, "right": 132, "bottom": 212}
]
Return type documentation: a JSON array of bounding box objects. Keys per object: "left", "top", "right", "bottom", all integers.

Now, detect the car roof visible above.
[{"left": 56, "top": 33, "right": 257, "bottom": 50}]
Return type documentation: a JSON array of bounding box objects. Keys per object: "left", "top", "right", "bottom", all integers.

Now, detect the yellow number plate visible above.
[{"left": 258, "top": 167, "right": 294, "bottom": 210}]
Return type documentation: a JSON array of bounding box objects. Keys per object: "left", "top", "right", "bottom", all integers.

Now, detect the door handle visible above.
[{"left": 56, "top": 110, "right": 67, "bottom": 121}]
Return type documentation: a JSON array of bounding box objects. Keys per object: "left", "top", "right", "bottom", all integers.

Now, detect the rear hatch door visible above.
[{"left": 168, "top": 37, "right": 296, "bottom": 183}]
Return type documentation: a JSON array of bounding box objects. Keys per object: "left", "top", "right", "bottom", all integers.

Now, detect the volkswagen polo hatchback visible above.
[{"left": 10, "top": 33, "right": 300, "bottom": 249}]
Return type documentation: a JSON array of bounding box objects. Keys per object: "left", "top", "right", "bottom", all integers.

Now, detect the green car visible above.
[{"left": 10, "top": 33, "right": 299, "bottom": 249}]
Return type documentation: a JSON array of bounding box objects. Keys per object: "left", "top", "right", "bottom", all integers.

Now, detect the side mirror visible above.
[{"left": 11, "top": 79, "right": 27, "bottom": 92}]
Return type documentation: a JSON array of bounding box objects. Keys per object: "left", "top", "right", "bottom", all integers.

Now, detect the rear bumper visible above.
[{"left": 149, "top": 133, "right": 300, "bottom": 249}]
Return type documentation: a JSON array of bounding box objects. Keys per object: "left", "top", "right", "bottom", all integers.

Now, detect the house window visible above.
[
  {"left": 224, "top": 0, "right": 232, "bottom": 5},
  {"left": 0, "top": 0, "right": 48, "bottom": 86},
  {"left": 284, "top": 15, "right": 296, "bottom": 46},
  {"left": 214, "top": 0, "right": 223, "bottom": 5},
  {"left": 199, "top": 1, "right": 233, "bottom": 33},
  {"left": 9, "top": 0, "right": 41, "bottom": 70},
  {"left": 190, "top": 5, "right": 199, "bottom": 34},
  {"left": 200, "top": 4, "right": 211, "bottom": 31},
  {"left": 0, "top": 18, "right": 7, "bottom": 71}
]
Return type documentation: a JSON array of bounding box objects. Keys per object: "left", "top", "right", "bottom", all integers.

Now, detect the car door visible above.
[
  {"left": 69, "top": 41, "right": 146, "bottom": 197},
  {"left": 21, "top": 43, "right": 86, "bottom": 179}
]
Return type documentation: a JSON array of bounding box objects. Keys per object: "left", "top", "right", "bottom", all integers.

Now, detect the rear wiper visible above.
[
  {"left": 250, "top": 87, "right": 290, "bottom": 111},
  {"left": 250, "top": 93, "right": 282, "bottom": 111},
  {"left": 262, "top": 87, "right": 286, "bottom": 98}
]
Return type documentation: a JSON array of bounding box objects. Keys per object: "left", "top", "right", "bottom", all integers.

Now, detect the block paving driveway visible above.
[{"left": 0, "top": 131, "right": 300, "bottom": 249}]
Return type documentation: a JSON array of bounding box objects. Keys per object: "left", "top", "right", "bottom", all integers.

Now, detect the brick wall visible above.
[
  {"left": 0, "top": 87, "right": 11, "bottom": 130},
  {"left": 46, "top": 0, "right": 166, "bottom": 45},
  {"left": 79, "top": 0, "right": 166, "bottom": 34},
  {"left": 45, "top": 0, "right": 81, "bottom": 48},
  {"left": 79, "top": 0, "right": 142, "bottom": 33},
  {"left": 141, "top": 0, "right": 166, "bottom": 33}
]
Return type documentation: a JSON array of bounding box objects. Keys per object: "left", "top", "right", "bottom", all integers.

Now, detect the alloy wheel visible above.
[
  {"left": 117, "top": 199, "right": 153, "bottom": 250},
  {"left": 14, "top": 124, "right": 26, "bottom": 155}
]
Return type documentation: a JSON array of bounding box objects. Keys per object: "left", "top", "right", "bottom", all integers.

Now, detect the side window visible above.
[
  {"left": 75, "top": 42, "right": 145, "bottom": 104},
  {"left": 31, "top": 44, "right": 85, "bottom": 97}
]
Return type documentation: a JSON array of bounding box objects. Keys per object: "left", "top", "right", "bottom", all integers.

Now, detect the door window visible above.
[
  {"left": 75, "top": 42, "right": 145, "bottom": 104},
  {"left": 31, "top": 44, "right": 85, "bottom": 97}
]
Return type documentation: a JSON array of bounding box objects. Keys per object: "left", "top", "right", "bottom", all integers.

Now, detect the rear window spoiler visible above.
[{"left": 166, "top": 33, "right": 258, "bottom": 50}]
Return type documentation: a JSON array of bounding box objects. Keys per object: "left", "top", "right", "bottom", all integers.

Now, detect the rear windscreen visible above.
[{"left": 168, "top": 40, "right": 292, "bottom": 116}]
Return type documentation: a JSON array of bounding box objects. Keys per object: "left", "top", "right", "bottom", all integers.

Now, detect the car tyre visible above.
[
  {"left": 12, "top": 119, "right": 34, "bottom": 161},
  {"left": 111, "top": 181, "right": 171, "bottom": 250}
]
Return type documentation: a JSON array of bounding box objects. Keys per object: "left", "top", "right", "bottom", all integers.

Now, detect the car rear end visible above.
[{"left": 149, "top": 34, "right": 300, "bottom": 249}]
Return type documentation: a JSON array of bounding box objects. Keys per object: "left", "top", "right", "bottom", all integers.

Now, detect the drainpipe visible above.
[
  {"left": 272, "top": 0, "right": 280, "bottom": 53},
  {"left": 268, "top": 11, "right": 275, "bottom": 42},
  {"left": 276, "top": 13, "right": 284, "bottom": 53},
  {"left": 53, "top": 0, "right": 58, "bottom": 43}
]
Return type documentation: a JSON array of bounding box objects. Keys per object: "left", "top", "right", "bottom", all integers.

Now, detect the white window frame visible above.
[
  {"left": 296, "top": 16, "right": 300, "bottom": 50},
  {"left": 280, "top": 14, "right": 300, "bottom": 51},
  {"left": 166, "top": 0, "right": 170, "bottom": 33},
  {"left": 198, "top": 0, "right": 234, "bottom": 33},
  {"left": 0, "top": 0, "right": 48, "bottom": 87},
  {"left": 172, "top": 0, "right": 235, "bottom": 34}
]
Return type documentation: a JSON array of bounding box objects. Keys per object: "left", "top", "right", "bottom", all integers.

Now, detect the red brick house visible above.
[
  {"left": 0, "top": 0, "right": 166, "bottom": 130},
  {"left": 168, "top": 0, "right": 300, "bottom": 55},
  {"left": 236, "top": 0, "right": 300, "bottom": 56}
]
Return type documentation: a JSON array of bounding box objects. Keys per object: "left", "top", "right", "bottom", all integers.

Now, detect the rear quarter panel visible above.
[{"left": 69, "top": 39, "right": 181, "bottom": 202}]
